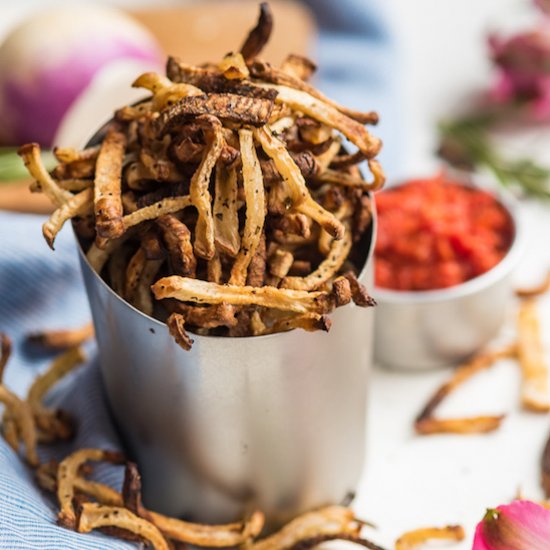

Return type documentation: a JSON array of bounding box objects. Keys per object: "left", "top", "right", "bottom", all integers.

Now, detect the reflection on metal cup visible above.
[{"left": 76, "top": 206, "right": 376, "bottom": 526}]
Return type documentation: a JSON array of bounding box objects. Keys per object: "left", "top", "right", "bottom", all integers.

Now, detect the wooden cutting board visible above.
[{"left": 0, "top": 0, "right": 316, "bottom": 215}]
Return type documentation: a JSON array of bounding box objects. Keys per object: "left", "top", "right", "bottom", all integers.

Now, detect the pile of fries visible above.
[
  {"left": 415, "top": 271, "right": 550, "bottom": 436},
  {"left": 18, "top": 3, "right": 383, "bottom": 349}
]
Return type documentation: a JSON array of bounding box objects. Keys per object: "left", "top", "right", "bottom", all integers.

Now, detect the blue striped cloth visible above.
[{"left": 0, "top": 2, "right": 397, "bottom": 547}]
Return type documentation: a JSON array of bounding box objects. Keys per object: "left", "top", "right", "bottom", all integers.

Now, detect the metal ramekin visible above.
[
  {"left": 76, "top": 128, "right": 377, "bottom": 525},
  {"left": 373, "top": 177, "right": 523, "bottom": 371}
]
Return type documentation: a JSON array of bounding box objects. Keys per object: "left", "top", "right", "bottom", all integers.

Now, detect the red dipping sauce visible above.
[{"left": 375, "top": 174, "right": 514, "bottom": 291}]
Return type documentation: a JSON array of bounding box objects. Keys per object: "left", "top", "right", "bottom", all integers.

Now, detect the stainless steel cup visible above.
[{"left": 77, "top": 210, "right": 376, "bottom": 525}]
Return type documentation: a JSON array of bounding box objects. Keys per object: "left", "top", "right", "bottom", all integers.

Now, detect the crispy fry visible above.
[
  {"left": 265, "top": 313, "right": 331, "bottom": 335},
  {"left": 248, "top": 506, "right": 360, "bottom": 550},
  {"left": 166, "top": 313, "right": 194, "bottom": 351},
  {"left": 86, "top": 232, "right": 132, "bottom": 274},
  {"left": 395, "top": 525, "right": 465, "bottom": 550},
  {"left": 189, "top": 115, "right": 224, "bottom": 260},
  {"left": 415, "top": 344, "right": 517, "bottom": 434},
  {"left": 518, "top": 299, "right": 550, "bottom": 412},
  {"left": 290, "top": 533, "right": 385, "bottom": 550},
  {"left": 54, "top": 145, "right": 100, "bottom": 164},
  {"left": 57, "top": 448, "right": 125, "bottom": 529},
  {"left": 94, "top": 125, "right": 127, "bottom": 239},
  {"left": 415, "top": 416, "right": 505, "bottom": 435},
  {"left": 153, "top": 276, "right": 336, "bottom": 315},
  {"left": 132, "top": 72, "right": 203, "bottom": 111},
  {"left": 283, "top": 221, "right": 352, "bottom": 290},
  {"left": 133, "top": 259, "right": 164, "bottom": 316},
  {"left": 122, "top": 461, "right": 264, "bottom": 546},
  {"left": 229, "top": 129, "right": 266, "bottom": 285},
  {"left": 344, "top": 272, "right": 376, "bottom": 307},
  {"left": 122, "top": 196, "right": 193, "bottom": 232},
  {"left": 315, "top": 139, "right": 343, "bottom": 172},
  {"left": 268, "top": 248, "right": 294, "bottom": 280},
  {"left": 258, "top": 84, "right": 381, "bottom": 158},
  {"left": 255, "top": 126, "right": 344, "bottom": 239},
  {"left": 219, "top": 52, "right": 250, "bottom": 80},
  {"left": 57, "top": 178, "right": 94, "bottom": 192},
  {"left": 2, "top": 415, "right": 19, "bottom": 452},
  {"left": 213, "top": 164, "right": 241, "bottom": 257},
  {"left": 125, "top": 247, "right": 147, "bottom": 302},
  {"left": 170, "top": 303, "right": 237, "bottom": 329},
  {"left": 208, "top": 252, "right": 223, "bottom": 284},
  {"left": 280, "top": 54, "right": 317, "bottom": 81},
  {"left": 330, "top": 150, "right": 365, "bottom": 169},
  {"left": 157, "top": 215, "right": 197, "bottom": 277},
  {"left": 77, "top": 502, "right": 169, "bottom": 550},
  {"left": 315, "top": 160, "right": 385, "bottom": 191},
  {"left": 516, "top": 270, "right": 550, "bottom": 298},
  {"left": 240, "top": 2, "right": 273, "bottom": 61},
  {"left": 156, "top": 94, "right": 275, "bottom": 134},
  {"left": 27, "top": 347, "right": 86, "bottom": 426},
  {"left": 140, "top": 228, "right": 165, "bottom": 261},
  {"left": 42, "top": 188, "right": 94, "bottom": 249},
  {"left": 18, "top": 143, "right": 72, "bottom": 206},
  {"left": 0, "top": 385, "right": 38, "bottom": 467},
  {"left": 251, "top": 63, "right": 379, "bottom": 126}
]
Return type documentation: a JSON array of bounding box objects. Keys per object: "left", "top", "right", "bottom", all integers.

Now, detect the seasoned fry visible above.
[
  {"left": 57, "top": 178, "right": 94, "bottom": 192},
  {"left": 153, "top": 276, "right": 335, "bottom": 315},
  {"left": 518, "top": 299, "right": 550, "bottom": 412},
  {"left": 122, "top": 461, "right": 265, "bottom": 546},
  {"left": 27, "top": 347, "right": 86, "bottom": 432},
  {"left": 251, "top": 62, "right": 379, "bottom": 125},
  {"left": 27, "top": 323, "right": 94, "bottom": 356},
  {"left": 189, "top": 115, "right": 224, "bottom": 260},
  {"left": 42, "top": 188, "right": 94, "bottom": 249},
  {"left": 265, "top": 313, "right": 331, "bottom": 335},
  {"left": 219, "top": 52, "right": 250, "bottom": 80},
  {"left": 344, "top": 272, "right": 376, "bottom": 307},
  {"left": 229, "top": 129, "right": 266, "bottom": 285},
  {"left": 288, "top": 533, "right": 385, "bottom": 550},
  {"left": 166, "top": 313, "right": 194, "bottom": 351},
  {"left": 516, "top": 270, "right": 550, "bottom": 298},
  {"left": 248, "top": 506, "right": 360, "bottom": 550},
  {"left": 395, "top": 525, "right": 465, "bottom": 550},
  {"left": 133, "top": 259, "right": 164, "bottom": 316},
  {"left": 122, "top": 196, "right": 193, "bottom": 231},
  {"left": 54, "top": 145, "right": 100, "bottom": 164},
  {"left": 415, "top": 344, "right": 517, "bottom": 435},
  {"left": 18, "top": 143, "right": 72, "bottom": 206},
  {"left": 213, "top": 164, "right": 241, "bottom": 257},
  {"left": 156, "top": 94, "right": 275, "bottom": 134},
  {"left": 280, "top": 53, "right": 317, "bottom": 81},
  {"left": 315, "top": 160, "right": 385, "bottom": 191},
  {"left": 208, "top": 252, "right": 223, "bottom": 284},
  {"left": 415, "top": 416, "right": 505, "bottom": 435},
  {"left": 240, "top": 2, "right": 273, "bottom": 61},
  {"left": 132, "top": 72, "right": 203, "bottom": 111},
  {"left": 57, "top": 448, "right": 125, "bottom": 529},
  {"left": 86, "top": 232, "right": 132, "bottom": 274},
  {"left": 255, "top": 126, "right": 344, "bottom": 239},
  {"left": 77, "top": 502, "right": 169, "bottom": 550},
  {"left": 283, "top": 221, "right": 352, "bottom": 290},
  {"left": 0, "top": 385, "right": 38, "bottom": 466},
  {"left": 157, "top": 215, "right": 197, "bottom": 277},
  {"left": 170, "top": 303, "right": 237, "bottom": 329},
  {"left": 258, "top": 84, "right": 381, "bottom": 158},
  {"left": 125, "top": 247, "right": 147, "bottom": 302},
  {"left": 93, "top": 125, "right": 127, "bottom": 239}
]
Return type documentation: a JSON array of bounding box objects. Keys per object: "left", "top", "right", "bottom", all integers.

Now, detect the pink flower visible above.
[
  {"left": 489, "top": 26, "right": 550, "bottom": 120},
  {"left": 473, "top": 500, "right": 550, "bottom": 550}
]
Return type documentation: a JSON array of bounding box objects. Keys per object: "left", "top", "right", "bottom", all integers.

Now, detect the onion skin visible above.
[{"left": 0, "top": 6, "right": 162, "bottom": 146}]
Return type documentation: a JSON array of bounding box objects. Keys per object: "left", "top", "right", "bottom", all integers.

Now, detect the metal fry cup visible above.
[{"left": 76, "top": 130, "right": 376, "bottom": 524}]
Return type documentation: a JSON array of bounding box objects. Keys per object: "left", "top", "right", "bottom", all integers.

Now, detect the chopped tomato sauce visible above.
[{"left": 374, "top": 174, "right": 514, "bottom": 291}]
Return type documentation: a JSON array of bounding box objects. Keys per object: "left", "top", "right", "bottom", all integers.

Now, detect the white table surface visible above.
[{"left": 2, "top": 1, "right": 550, "bottom": 548}]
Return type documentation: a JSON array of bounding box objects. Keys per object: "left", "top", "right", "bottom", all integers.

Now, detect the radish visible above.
[{"left": 0, "top": 5, "right": 162, "bottom": 146}]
